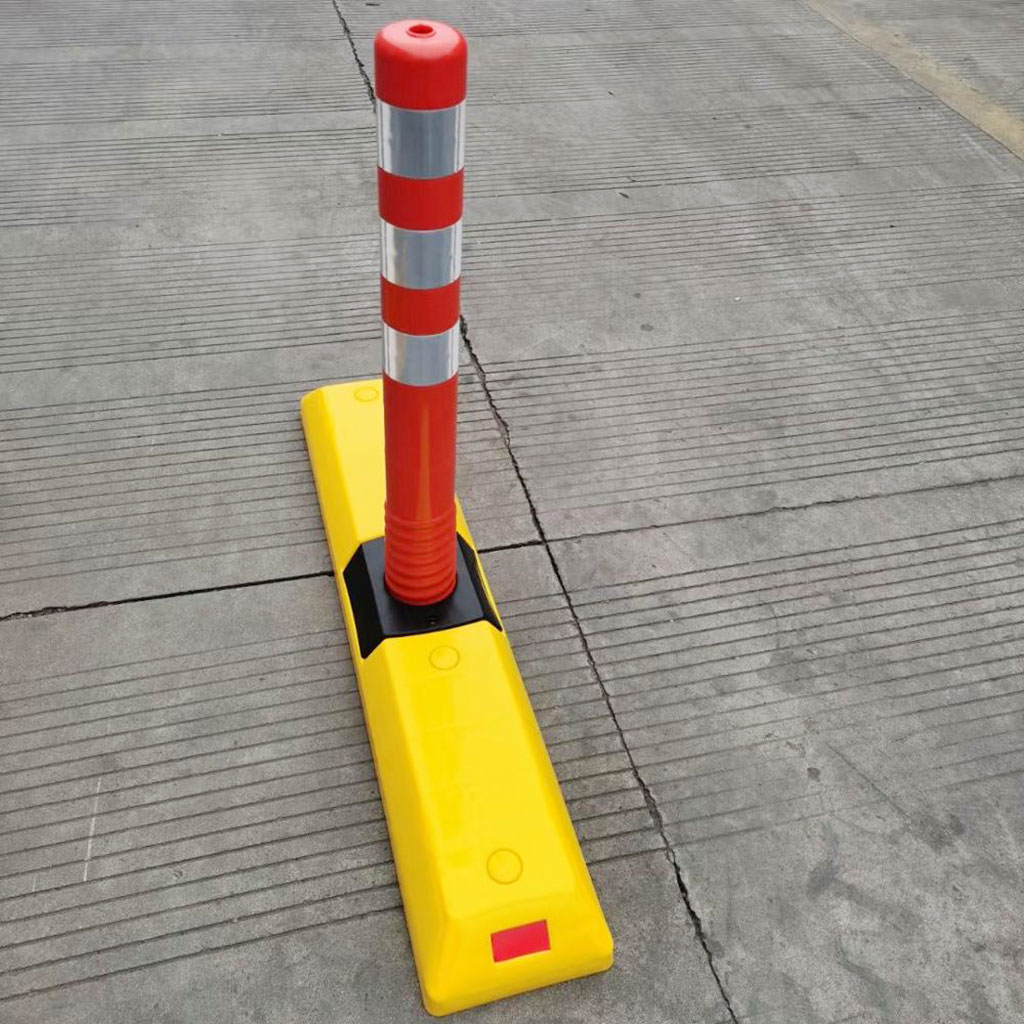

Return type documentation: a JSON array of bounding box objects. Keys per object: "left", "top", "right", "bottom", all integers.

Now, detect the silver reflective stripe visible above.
[
  {"left": 378, "top": 101, "right": 465, "bottom": 179},
  {"left": 381, "top": 221, "right": 461, "bottom": 289},
  {"left": 383, "top": 324, "right": 460, "bottom": 385}
]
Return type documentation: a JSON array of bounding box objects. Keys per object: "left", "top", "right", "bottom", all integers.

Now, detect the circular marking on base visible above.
[
  {"left": 486, "top": 849, "right": 523, "bottom": 884},
  {"left": 429, "top": 645, "right": 460, "bottom": 670},
  {"left": 354, "top": 385, "right": 379, "bottom": 402}
]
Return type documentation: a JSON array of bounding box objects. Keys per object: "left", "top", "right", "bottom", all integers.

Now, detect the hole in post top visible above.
[{"left": 407, "top": 22, "right": 435, "bottom": 37}]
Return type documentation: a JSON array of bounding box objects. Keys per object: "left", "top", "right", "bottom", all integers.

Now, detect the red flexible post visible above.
[{"left": 375, "top": 20, "right": 467, "bottom": 605}]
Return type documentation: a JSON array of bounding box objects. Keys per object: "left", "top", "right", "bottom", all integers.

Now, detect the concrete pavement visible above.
[{"left": 2, "top": 0, "right": 1023, "bottom": 1021}]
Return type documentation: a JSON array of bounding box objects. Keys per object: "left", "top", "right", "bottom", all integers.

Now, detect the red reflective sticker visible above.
[{"left": 490, "top": 920, "right": 550, "bottom": 962}]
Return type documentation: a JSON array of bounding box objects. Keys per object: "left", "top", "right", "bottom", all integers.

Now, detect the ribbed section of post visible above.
[{"left": 375, "top": 20, "right": 467, "bottom": 605}]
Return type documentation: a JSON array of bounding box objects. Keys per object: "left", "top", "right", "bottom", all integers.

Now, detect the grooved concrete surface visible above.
[{"left": 2, "top": 0, "right": 1023, "bottom": 1022}]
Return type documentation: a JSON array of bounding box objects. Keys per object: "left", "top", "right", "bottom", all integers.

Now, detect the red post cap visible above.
[{"left": 374, "top": 20, "right": 467, "bottom": 110}]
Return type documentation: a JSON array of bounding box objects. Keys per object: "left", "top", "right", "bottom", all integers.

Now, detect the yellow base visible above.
[{"left": 300, "top": 380, "right": 613, "bottom": 1016}]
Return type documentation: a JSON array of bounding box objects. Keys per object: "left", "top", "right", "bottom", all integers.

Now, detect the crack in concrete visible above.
[
  {"left": 476, "top": 538, "right": 544, "bottom": 554},
  {"left": 461, "top": 317, "right": 740, "bottom": 1024},
  {"left": 0, "top": 572, "right": 334, "bottom": 624},
  {"left": 329, "top": 0, "right": 375, "bottom": 108}
]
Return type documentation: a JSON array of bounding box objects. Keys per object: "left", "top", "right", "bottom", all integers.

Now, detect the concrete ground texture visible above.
[{"left": 2, "top": 0, "right": 1023, "bottom": 1021}]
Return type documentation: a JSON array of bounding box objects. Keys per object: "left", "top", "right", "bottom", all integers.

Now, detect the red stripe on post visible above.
[
  {"left": 490, "top": 920, "right": 551, "bottom": 963},
  {"left": 378, "top": 168, "right": 463, "bottom": 231},
  {"left": 381, "top": 277, "right": 460, "bottom": 336},
  {"left": 375, "top": 20, "right": 467, "bottom": 110}
]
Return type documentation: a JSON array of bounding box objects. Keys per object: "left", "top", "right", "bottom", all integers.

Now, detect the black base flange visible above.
[{"left": 343, "top": 535, "right": 502, "bottom": 659}]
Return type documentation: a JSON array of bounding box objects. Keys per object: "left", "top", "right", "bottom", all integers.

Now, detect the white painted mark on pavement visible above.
[{"left": 82, "top": 778, "right": 103, "bottom": 882}]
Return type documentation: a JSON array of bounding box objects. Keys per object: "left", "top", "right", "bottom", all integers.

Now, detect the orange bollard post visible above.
[{"left": 377, "top": 20, "right": 466, "bottom": 606}]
